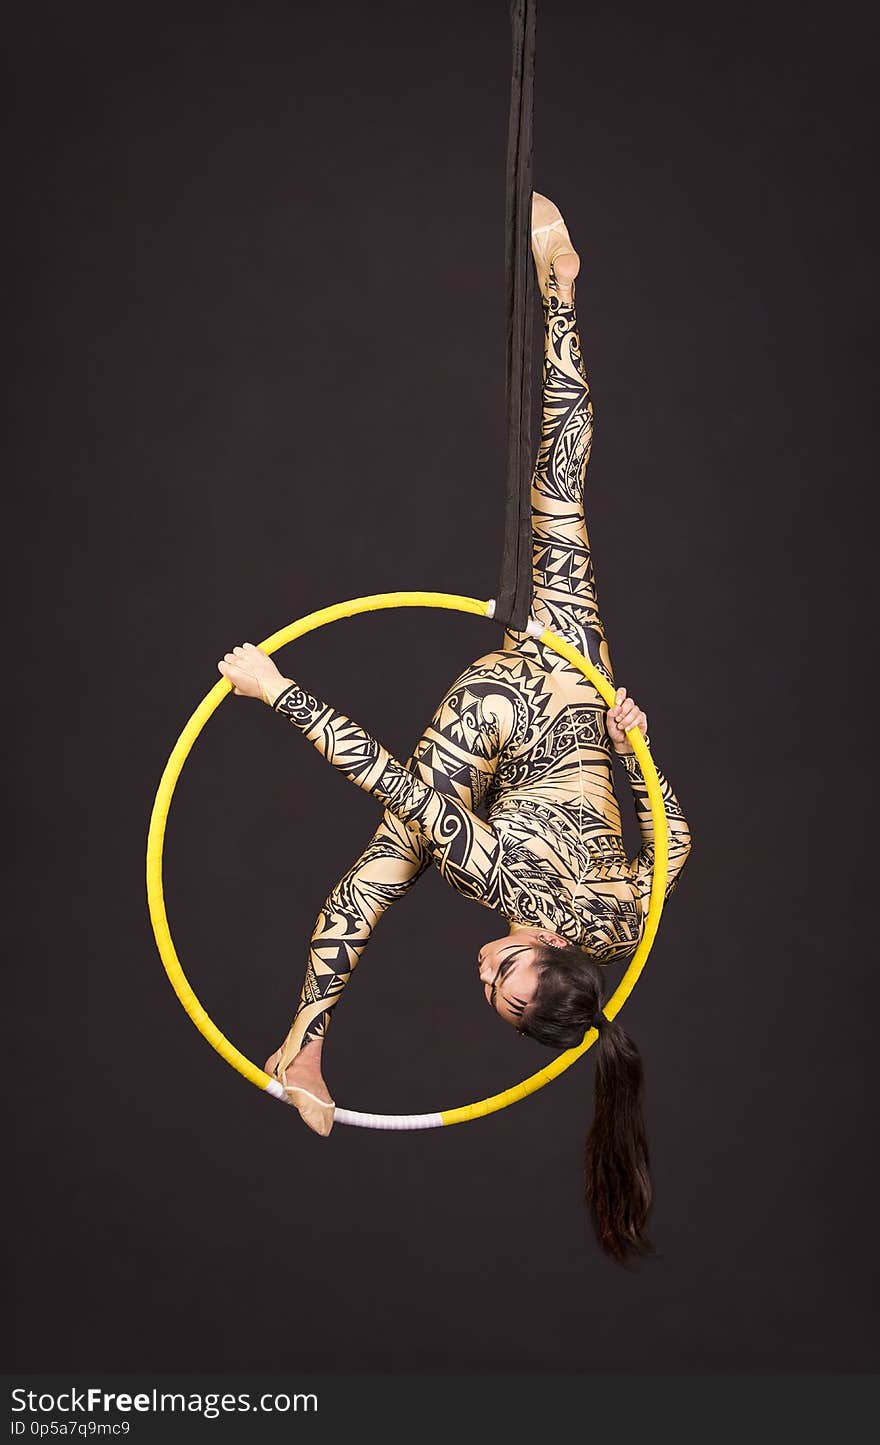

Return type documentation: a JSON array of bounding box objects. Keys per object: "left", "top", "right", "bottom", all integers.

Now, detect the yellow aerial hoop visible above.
[{"left": 146, "top": 591, "right": 669, "bottom": 1130}]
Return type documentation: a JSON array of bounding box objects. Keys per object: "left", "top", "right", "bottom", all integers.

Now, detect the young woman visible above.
[{"left": 219, "top": 194, "right": 692, "bottom": 1262}]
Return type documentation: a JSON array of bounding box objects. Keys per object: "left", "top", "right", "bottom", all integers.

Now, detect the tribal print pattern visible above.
[
  {"left": 272, "top": 288, "right": 692, "bottom": 1061},
  {"left": 504, "top": 290, "right": 612, "bottom": 686}
]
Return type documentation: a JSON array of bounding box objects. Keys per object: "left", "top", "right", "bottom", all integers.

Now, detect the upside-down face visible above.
[{"left": 477, "top": 926, "right": 569, "bottom": 1029}]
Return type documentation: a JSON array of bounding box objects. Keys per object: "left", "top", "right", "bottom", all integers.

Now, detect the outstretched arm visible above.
[
  {"left": 270, "top": 678, "right": 504, "bottom": 903},
  {"left": 218, "top": 641, "right": 505, "bottom": 901}
]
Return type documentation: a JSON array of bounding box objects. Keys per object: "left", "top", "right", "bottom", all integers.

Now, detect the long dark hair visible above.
[{"left": 519, "top": 940, "right": 654, "bottom": 1265}]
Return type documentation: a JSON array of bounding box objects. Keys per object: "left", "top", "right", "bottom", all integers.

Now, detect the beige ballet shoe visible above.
[
  {"left": 269, "top": 1043, "right": 335, "bottom": 1137},
  {"left": 281, "top": 1084, "right": 335, "bottom": 1137},
  {"left": 531, "top": 191, "right": 580, "bottom": 301}
]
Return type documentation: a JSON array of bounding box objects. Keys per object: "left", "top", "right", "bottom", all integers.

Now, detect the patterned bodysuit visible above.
[{"left": 271, "top": 287, "right": 692, "bottom": 1056}]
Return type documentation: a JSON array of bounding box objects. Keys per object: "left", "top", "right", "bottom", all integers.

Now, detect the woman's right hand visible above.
[{"left": 606, "top": 686, "right": 648, "bottom": 754}]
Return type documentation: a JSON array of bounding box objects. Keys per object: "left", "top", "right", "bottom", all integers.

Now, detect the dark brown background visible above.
[{"left": 6, "top": 0, "right": 878, "bottom": 1372}]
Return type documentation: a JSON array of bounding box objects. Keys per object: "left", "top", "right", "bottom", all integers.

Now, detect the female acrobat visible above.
[{"left": 219, "top": 195, "right": 692, "bottom": 1262}]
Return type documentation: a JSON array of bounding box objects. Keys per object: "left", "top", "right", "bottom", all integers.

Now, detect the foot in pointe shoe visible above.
[
  {"left": 265, "top": 1048, "right": 335, "bottom": 1137},
  {"left": 531, "top": 192, "right": 581, "bottom": 304}
]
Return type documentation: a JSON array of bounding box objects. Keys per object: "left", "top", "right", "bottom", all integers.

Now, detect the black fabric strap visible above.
[{"left": 496, "top": 0, "right": 537, "bottom": 633}]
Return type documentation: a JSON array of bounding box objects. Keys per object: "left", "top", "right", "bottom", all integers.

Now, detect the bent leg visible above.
[
  {"left": 273, "top": 808, "right": 430, "bottom": 1068},
  {"left": 271, "top": 658, "right": 511, "bottom": 1077}
]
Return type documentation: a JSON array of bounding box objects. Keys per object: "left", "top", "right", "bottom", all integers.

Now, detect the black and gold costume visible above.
[{"left": 272, "top": 286, "right": 691, "bottom": 1055}]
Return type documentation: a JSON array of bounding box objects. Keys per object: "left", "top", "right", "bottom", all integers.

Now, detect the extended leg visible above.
[{"left": 504, "top": 205, "right": 614, "bottom": 685}]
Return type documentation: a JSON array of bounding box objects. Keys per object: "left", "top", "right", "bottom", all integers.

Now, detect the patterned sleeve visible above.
[
  {"left": 272, "top": 682, "right": 505, "bottom": 907},
  {"left": 618, "top": 746, "right": 692, "bottom": 908}
]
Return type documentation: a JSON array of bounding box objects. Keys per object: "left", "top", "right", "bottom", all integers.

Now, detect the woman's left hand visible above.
[
  {"left": 606, "top": 686, "right": 648, "bottom": 754},
  {"left": 218, "top": 642, "right": 289, "bottom": 706}
]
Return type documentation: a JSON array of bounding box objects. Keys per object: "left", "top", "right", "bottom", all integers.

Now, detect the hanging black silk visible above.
[{"left": 495, "top": 0, "right": 537, "bottom": 633}]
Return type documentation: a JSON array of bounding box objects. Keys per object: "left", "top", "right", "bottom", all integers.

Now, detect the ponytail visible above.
[
  {"left": 586, "top": 1016, "right": 654, "bottom": 1264},
  {"left": 519, "top": 942, "right": 655, "bottom": 1264}
]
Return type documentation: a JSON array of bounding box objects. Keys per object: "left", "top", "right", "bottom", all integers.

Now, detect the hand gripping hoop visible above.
[{"left": 146, "top": 592, "right": 669, "bottom": 1130}]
